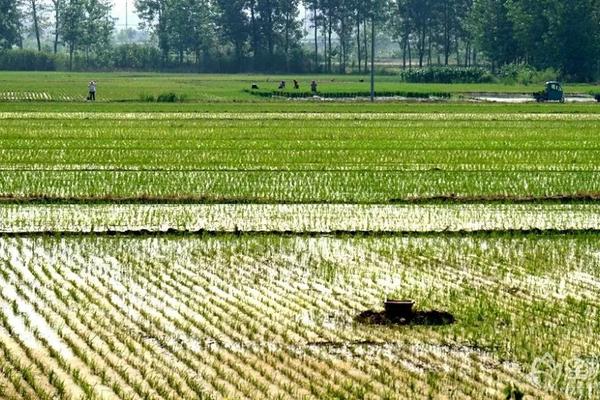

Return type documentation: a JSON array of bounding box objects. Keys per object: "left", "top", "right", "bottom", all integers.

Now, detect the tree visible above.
[
  {"left": 364, "top": 0, "right": 388, "bottom": 99},
  {"left": 81, "top": 0, "right": 114, "bottom": 61},
  {"left": 280, "top": 0, "right": 301, "bottom": 72},
  {"left": 303, "top": 0, "right": 320, "bottom": 70},
  {"left": 216, "top": 0, "right": 248, "bottom": 69},
  {"left": 51, "top": 0, "right": 60, "bottom": 52},
  {"left": 136, "top": 0, "right": 169, "bottom": 61},
  {"left": 553, "top": 0, "right": 598, "bottom": 80},
  {"left": 388, "top": 0, "right": 412, "bottom": 67},
  {"left": 0, "top": 0, "right": 22, "bottom": 49},
  {"left": 469, "top": 0, "right": 518, "bottom": 70},
  {"left": 27, "top": 0, "right": 47, "bottom": 51},
  {"left": 59, "top": 0, "right": 85, "bottom": 69}
]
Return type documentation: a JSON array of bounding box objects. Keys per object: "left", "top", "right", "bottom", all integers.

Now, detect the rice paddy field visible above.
[{"left": 1, "top": 72, "right": 600, "bottom": 400}]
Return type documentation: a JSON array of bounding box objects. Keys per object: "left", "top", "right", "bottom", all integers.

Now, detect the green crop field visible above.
[
  {"left": 1, "top": 72, "right": 600, "bottom": 400},
  {"left": 0, "top": 71, "right": 598, "bottom": 103}
]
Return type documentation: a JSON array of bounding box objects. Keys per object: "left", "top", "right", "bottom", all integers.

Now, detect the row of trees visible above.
[
  {"left": 0, "top": 0, "right": 114, "bottom": 69},
  {"left": 1, "top": 0, "right": 599, "bottom": 80}
]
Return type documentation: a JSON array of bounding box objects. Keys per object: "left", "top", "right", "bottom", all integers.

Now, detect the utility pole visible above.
[{"left": 370, "top": 18, "right": 375, "bottom": 102}]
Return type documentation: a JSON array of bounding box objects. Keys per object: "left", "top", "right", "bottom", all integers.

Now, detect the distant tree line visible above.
[{"left": 0, "top": 0, "right": 598, "bottom": 80}]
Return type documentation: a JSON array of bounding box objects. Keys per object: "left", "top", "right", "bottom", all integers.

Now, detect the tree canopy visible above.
[{"left": 0, "top": 0, "right": 598, "bottom": 80}]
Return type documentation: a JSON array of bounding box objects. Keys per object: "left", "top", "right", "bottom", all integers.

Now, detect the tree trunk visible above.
[
  {"left": 32, "top": 0, "right": 41, "bottom": 52},
  {"left": 285, "top": 13, "right": 290, "bottom": 72},
  {"left": 69, "top": 46, "right": 74, "bottom": 71},
  {"left": 363, "top": 20, "right": 368, "bottom": 72},
  {"left": 443, "top": 0, "right": 450, "bottom": 65},
  {"left": 340, "top": 19, "right": 345, "bottom": 74},
  {"left": 399, "top": 41, "right": 405, "bottom": 68},
  {"left": 356, "top": 14, "right": 361, "bottom": 73},
  {"left": 327, "top": 15, "right": 332, "bottom": 73},
  {"left": 53, "top": 0, "right": 60, "bottom": 53},
  {"left": 370, "top": 18, "right": 375, "bottom": 102},
  {"left": 313, "top": 5, "right": 318, "bottom": 71},
  {"left": 249, "top": 1, "right": 259, "bottom": 70},
  {"left": 418, "top": 28, "right": 425, "bottom": 67},
  {"left": 455, "top": 35, "right": 460, "bottom": 66},
  {"left": 427, "top": 28, "right": 432, "bottom": 66}
]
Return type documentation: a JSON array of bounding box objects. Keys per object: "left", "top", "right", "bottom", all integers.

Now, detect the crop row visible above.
[
  {"left": 1, "top": 203, "right": 600, "bottom": 234},
  {"left": 1, "top": 233, "right": 599, "bottom": 399},
  {"left": 1, "top": 112, "right": 600, "bottom": 121},
  {"left": 0, "top": 112, "right": 598, "bottom": 201},
  {"left": 2, "top": 169, "right": 599, "bottom": 202}
]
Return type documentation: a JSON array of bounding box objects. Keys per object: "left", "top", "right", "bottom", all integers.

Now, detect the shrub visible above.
[
  {"left": 398, "top": 66, "right": 493, "bottom": 83},
  {"left": 111, "top": 44, "right": 162, "bottom": 71},
  {"left": 157, "top": 92, "right": 184, "bottom": 102},
  {"left": 498, "top": 63, "right": 559, "bottom": 85},
  {"left": 140, "top": 92, "right": 186, "bottom": 103},
  {"left": 0, "top": 49, "right": 56, "bottom": 71},
  {"left": 139, "top": 93, "right": 155, "bottom": 102}
]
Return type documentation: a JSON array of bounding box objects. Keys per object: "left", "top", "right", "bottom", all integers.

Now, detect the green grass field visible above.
[
  {"left": 0, "top": 72, "right": 599, "bottom": 400},
  {"left": 0, "top": 71, "right": 598, "bottom": 103}
]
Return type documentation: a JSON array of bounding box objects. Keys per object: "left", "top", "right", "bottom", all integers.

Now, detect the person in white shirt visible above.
[{"left": 88, "top": 81, "right": 96, "bottom": 101}]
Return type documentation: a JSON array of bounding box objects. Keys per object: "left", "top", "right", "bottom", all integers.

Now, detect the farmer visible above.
[
  {"left": 293, "top": 79, "right": 300, "bottom": 90},
  {"left": 88, "top": 80, "right": 96, "bottom": 101},
  {"left": 278, "top": 80, "right": 286, "bottom": 90},
  {"left": 311, "top": 80, "right": 318, "bottom": 93}
]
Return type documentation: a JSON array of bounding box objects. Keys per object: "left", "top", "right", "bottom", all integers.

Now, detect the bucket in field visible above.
[{"left": 384, "top": 299, "right": 415, "bottom": 320}]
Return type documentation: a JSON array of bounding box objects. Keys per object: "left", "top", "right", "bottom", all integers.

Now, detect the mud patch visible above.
[{"left": 355, "top": 310, "right": 455, "bottom": 326}]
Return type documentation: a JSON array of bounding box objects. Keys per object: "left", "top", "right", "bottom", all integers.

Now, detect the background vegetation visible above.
[{"left": 0, "top": 0, "right": 598, "bottom": 81}]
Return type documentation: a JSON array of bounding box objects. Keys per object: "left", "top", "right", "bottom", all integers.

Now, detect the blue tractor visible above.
[{"left": 534, "top": 81, "right": 565, "bottom": 103}]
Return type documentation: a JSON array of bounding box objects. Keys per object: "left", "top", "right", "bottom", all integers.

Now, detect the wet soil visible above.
[{"left": 355, "top": 309, "right": 455, "bottom": 326}]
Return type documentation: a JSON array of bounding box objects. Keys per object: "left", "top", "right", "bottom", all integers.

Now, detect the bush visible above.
[
  {"left": 140, "top": 92, "right": 186, "bottom": 103},
  {"left": 0, "top": 49, "right": 56, "bottom": 71},
  {"left": 398, "top": 66, "right": 493, "bottom": 83},
  {"left": 498, "top": 63, "right": 559, "bottom": 85},
  {"left": 111, "top": 44, "right": 162, "bottom": 71},
  {"left": 139, "top": 93, "right": 155, "bottom": 102}
]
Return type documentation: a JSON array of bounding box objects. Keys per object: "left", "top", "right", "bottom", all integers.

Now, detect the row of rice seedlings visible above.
[
  {"left": 125, "top": 256, "right": 302, "bottom": 399},
  {"left": 17, "top": 239, "right": 203, "bottom": 400},
  {"left": 0, "top": 336, "right": 43, "bottom": 400},
  {"left": 4, "top": 248, "right": 145, "bottom": 400},
  {"left": 6, "top": 144, "right": 600, "bottom": 170},
  {"left": 60, "top": 252, "right": 208, "bottom": 400},
  {"left": 3, "top": 239, "right": 584, "bottom": 398},
  {"left": 173, "top": 238, "right": 460, "bottom": 396},
  {"left": 124, "top": 242, "right": 376, "bottom": 398},
  {"left": 2, "top": 164, "right": 600, "bottom": 202},
  {"left": 2, "top": 111, "right": 599, "bottom": 121},
  {"left": 75, "top": 251, "right": 258, "bottom": 399},
  {"left": 0, "top": 92, "right": 52, "bottom": 101},
  {"left": 0, "top": 293, "right": 65, "bottom": 399}
]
